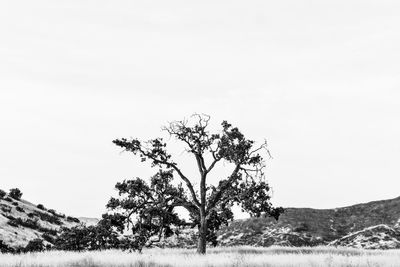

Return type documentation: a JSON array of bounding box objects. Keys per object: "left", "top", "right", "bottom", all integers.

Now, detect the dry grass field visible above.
[{"left": 1, "top": 246, "right": 400, "bottom": 267}]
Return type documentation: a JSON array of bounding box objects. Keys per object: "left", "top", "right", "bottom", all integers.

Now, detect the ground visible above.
[{"left": 1, "top": 246, "right": 400, "bottom": 267}]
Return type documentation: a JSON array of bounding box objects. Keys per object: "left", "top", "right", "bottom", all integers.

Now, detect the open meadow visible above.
[{"left": 1, "top": 246, "right": 400, "bottom": 267}]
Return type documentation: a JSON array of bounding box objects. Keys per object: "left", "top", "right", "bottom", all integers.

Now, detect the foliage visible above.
[
  {"left": 24, "top": 239, "right": 45, "bottom": 252},
  {"left": 42, "top": 233, "right": 56, "bottom": 244},
  {"left": 34, "top": 210, "right": 62, "bottom": 225},
  {"left": 37, "top": 204, "right": 46, "bottom": 210},
  {"left": 0, "top": 240, "right": 14, "bottom": 253},
  {"left": 4, "top": 197, "right": 13, "bottom": 202},
  {"left": 0, "top": 189, "right": 6, "bottom": 199},
  {"left": 54, "top": 216, "right": 121, "bottom": 251},
  {"left": 66, "top": 216, "right": 80, "bottom": 223},
  {"left": 9, "top": 188, "right": 22, "bottom": 200},
  {"left": 16, "top": 206, "right": 24, "bottom": 213},
  {"left": 111, "top": 114, "right": 283, "bottom": 253}
]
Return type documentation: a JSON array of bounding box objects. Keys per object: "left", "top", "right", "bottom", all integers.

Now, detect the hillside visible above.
[
  {"left": 0, "top": 195, "right": 85, "bottom": 250},
  {"left": 2, "top": 192, "right": 400, "bottom": 251},
  {"left": 329, "top": 224, "right": 400, "bottom": 249},
  {"left": 215, "top": 196, "right": 400, "bottom": 248}
]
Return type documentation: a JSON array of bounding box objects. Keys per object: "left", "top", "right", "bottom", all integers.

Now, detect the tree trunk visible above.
[{"left": 197, "top": 212, "right": 207, "bottom": 254}]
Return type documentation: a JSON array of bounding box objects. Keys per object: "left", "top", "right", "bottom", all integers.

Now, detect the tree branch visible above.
[
  {"left": 131, "top": 144, "right": 201, "bottom": 208},
  {"left": 206, "top": 164, "right": 241, "bottom": 214}
]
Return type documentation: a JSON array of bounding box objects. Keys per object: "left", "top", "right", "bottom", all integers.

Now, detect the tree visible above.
[
  {"left": 24, "top": 238, "right": 45, "bottom": 252},
  {"left": 55, "top": 215, "right": 121, "bottom": 251},
  {"left": 9, "top": 188, "right": 22, "bottom": 200},
  {"left": 0, "top": 189, "right": 6, "bottom": 199},
  {"left": 111, "top": 114, "right": 283, "bottom": 254}
]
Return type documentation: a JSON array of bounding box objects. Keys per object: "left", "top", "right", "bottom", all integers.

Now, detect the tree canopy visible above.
[{"left": 110, "top": 114, "right": 283, "bottom": 253}]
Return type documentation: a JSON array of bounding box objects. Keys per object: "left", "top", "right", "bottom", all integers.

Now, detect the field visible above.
[{"left": 1, "top": 246, "right": 400, "bottom": 267}]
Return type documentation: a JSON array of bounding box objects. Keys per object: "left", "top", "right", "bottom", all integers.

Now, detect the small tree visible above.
[
  {"left": 24, "top": 238, "right": 44, "bottom": 252},
  {"left": 55, "top": 215, "right": 121, "bottom": 251},
  {"left": 111, "top": 114, "right": 283, "bottom": 254},
  {"left": 0, "top": 189, "right": 6, "bottom": 199},
  {"left": 9, "top": 188, "right": 22, "bottom": 200}
]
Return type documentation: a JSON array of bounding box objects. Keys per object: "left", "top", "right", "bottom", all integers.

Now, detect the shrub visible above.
[
  {"left": 9, "top": 188, "right": 22, "bottom": 200},
  {"left": 39, "top": 227, "right": 58, "bottom": 236},
  {"left": 37, "top": 204, "right": 46, "bottom": 210},
  {"left": 16, "top": 206, "right": 25, "bottom": 213},
  {"left": 48, "top": 209, "right": 56, "bottom": 215},
  {"left": 67, "top": 216, "right": 80, "bottom": 223},
  {"left": 7, "top": 220, "right": 19, "bottom": 228},
  {"left": 47, "top": 209, "right": 64, "bottom": 218},
  {"left": 12, "top": 202, "right": 18, "bottom": 206},
  {"left": 0, "top": 240, "right": 14, "bottom": 253},
  {"left": 55, "top": 218, "right": 120, "bottom": 251},
  {"left": 3, "top": 214, "right": 16, "bottom": 220},
  {"left": 1, "top": 206, "right": 11, "bottom": 213},
  {"left": 9, "top": 218, "right": 39, "bottom": 230},
  {"left": 34, "top": 210, "right": 62, "bottom": 225},
  {"left": 0, "top": 189, "right": 6, "bottom": 199},
  {"left": 24, "top": 239, "right": 44, "bottom": 252},
  {"left": 4, "top": 197, "right": 12, "bottom": 202},
  {"left": 42, "top": 233, "right": 55, "bottom": 244}
]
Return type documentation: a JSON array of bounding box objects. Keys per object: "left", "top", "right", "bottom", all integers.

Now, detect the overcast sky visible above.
[{"left": 1, "top": 1, "right": 400, "bottom": 218}]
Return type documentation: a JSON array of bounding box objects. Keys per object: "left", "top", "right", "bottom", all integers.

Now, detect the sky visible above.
[{"left": 0, "top": 0, "right": 400, "bottom": 219}]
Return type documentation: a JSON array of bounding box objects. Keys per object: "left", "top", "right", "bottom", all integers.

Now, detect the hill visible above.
[
  {"left": 0, "top": 195, "right": 86, "bottom": 250},
  {"left": 215, "top": 196, "right": 400, "bottom": 248},
  {"left": 2, "top": 191, "right": 400, "bottom": 251},
  {"left": 329, "top": 224, "right": 400, "bottom": 249}
]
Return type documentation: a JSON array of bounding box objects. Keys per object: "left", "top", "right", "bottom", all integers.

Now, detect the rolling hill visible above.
[
  {"left": 0, "top": 194, "right": 94, "bottom": 250},
  {"left": 2, "top": 191, "right": 400, "bottom": 251},
  {"left": 215, "top": 196, "right": 400, "bottom": 248}
]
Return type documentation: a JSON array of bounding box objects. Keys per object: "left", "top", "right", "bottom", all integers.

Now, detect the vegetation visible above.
[
  {"left": 111, "top": 114, "right": 283, "bottom": 254},
  {"left": 15, "top": 206, "right": 24, "bottom": 213},
  {"left": 54, "top": 215, "right": 120, "bottom": 251},
  {"left": 24, "top": 239, "right": 45, "bottom": 252},
  {"left": 9, "top": 188, "right": 22, "bottom": 200},
  {"left": 37, "top": 204, "right": 46, "bottom": 210},
  {"left": 0, "top": 189, "right": 6, "bottom": 199},
  {"left": 1, "top": 246, "right": 400, "bottom": 266},
  {"left": 34, "top": 210, "right": 62, "bottom": 225},
  {"left": 66, "top": 216, "right": 80, "bottom": 223}
]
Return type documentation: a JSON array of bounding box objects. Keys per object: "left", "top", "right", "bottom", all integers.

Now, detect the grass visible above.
[{"left": 1, "top": 246, "right": 400, "bottom": 267}]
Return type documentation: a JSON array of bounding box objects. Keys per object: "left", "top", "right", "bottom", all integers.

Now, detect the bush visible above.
[
  {"left": 0, "top": 240, "right": 14, "bottom": 253},
  {"left": 0, "top": 189, "right": 6, "bottom": 199},
  {"left": 55, "top": 218, "right": 120, "bottom": 251},
  {"left": 48, "top": 209, "right": 56, "bottom": 215},
  {"left": 39, "top": 227, "right": 58, "bottom": 236},
  {"left": 16, "top": 206, "right": 25, "bottom": 213},
  {"left": 42, "top": 233, "right": 55, "bottom": 244},
  {"left": 45, "top": 208, "right": 65, "bottom": 218},
  {"left": 24, "top": 239, "right": 44, "bottom": 252},
  {"left": 10, "top": 218, "right": 39, "bottom": 230},
  {"left": 1, "top": 205, "right": 11, "bottom": 213},
  {"left": 7, "top": 220, "right": 19, "bottom": 228},
  {"left": 37, "top": 204, "right": 46, "bottom": 210},
  {"left": 4, "top": 197, "right": 12, "bottom": 202},
  {"left": 67, "top": 216, "right": 80, "bottom": 223},
  {"left": 9, "top": 188, "right": 22, "bottom": 200},
  {"left": 34, "top": 210, "right": 62, "bottom": 225}
]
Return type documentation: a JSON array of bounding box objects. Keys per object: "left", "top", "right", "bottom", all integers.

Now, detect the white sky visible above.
[{"left": 1, "top": 0, "right": 400, "bottom": 218}]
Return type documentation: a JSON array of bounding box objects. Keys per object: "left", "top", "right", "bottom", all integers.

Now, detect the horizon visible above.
[{"left": 1, "top": 0, "right": 400, "bottom": 219}]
